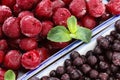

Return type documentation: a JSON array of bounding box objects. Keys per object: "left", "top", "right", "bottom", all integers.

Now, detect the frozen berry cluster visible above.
[
  {"left": 0, "top": 0, "right": 120, "bottom": 79},
  {"left": 39, "top": 20, "right": 120, "bottom": 80}
]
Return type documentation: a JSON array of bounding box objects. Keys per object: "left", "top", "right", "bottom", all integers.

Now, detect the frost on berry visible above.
[
  {"left": 2, "top": 17, "right": 21, "bottom": 38},
  {"left": 0, "top": 5, "right": 12, "bottom": 24},
  {"left": 4, "top": 50, "right": 21, "bottom": 70},
  {"left": 69, "top": 0, "right": 87, "bottom": 18},
  {"left": 21, "top": 50, "right": 40, "bottom": 69},
  {"left": 20, "top": 16, "right": 42, "bottom": 37},
  {"left": 107, "top": 0, "right": 120, "bottom": 15},
  {"left": 19, "top": 38, "right": 38, "bottom": 51},
  {"left": 35, "top": 0, "right": 53, "bottom": 19},
  {"left": 86, "top": 0, "right": 106, "bottom": 17},
  {"left": 53, "top": 8, "right": 71, "bottom": 26}
]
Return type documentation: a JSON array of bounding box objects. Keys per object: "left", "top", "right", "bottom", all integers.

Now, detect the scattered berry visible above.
[
  {"left": 0, "top": 39, "right": 8, "bottom": 51},
  {"left": 0, "top": 68, "right": 6, "bottom": 80}
]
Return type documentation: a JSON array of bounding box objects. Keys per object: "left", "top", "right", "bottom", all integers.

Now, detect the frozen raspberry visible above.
[
  {"left": 18, "top": 11, "right": 34, "bottom": 19},
  {"left": 107, "top": 0, "right": 120, "bottom": 15},
  {"left": 0, "top": 51, "right": 5, "bottom": 64},
  {"left": 19, "top": 38, "right": 38, "bottom": 51},
  {"left": 40, "top": 21, "right": 53, "bottom": 38},
  {"left": 4, "top": 50, "right": 21, "bottom": 70},
  {"left": 0, "top": 5, "right": 12, "bottom": 24},
  {"left": 2, "top": 17, "right": 21, "bottom": 38},
  {"left": 62, "top": 0, "right": 72, "bottom": 5},
  {"left": 0, "top": 39, "right": 8, "bottom": 51},
  {"left": 16, "top": 0, "right": 36, "bottom": 10},
  {"left": 52, "top": 0, "right": 65, "bottom": 11},
  {"left": 69, "top": 0, "right": 86, "bottom": 18},
  {"left": 86, "top": 0, "right": 106, "bottom": 17},
  {"left": 13, "top": 4, "right": 22, "bottom": 16},
  {"left": 1, "top": 0, "right": 16, "bottom": 9},
  {"left": 53, "top": 8, "right": 71, "bottom": 26},
  {"left": 21, "top": 50, "right": 40, "bottom": 69},
  {"left": 81, "top": 15, "right": 97, "bottom": 30},
  {"left": 0, "top": 68, "right": 6, "bottom": 80},
  {"left": 36, "top": 47, "right": 49, "bottom": 62},
  {"left": 20, "top": 16, "right": 42, "bottom": 37},
  {"left": 35, "top": 0, "right": 53, "bottom": 19},
  {"left": 7, "top": 38, "right": 20, "bottom": 49}
]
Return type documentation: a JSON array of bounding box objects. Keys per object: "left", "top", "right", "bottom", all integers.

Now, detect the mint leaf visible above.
[
  {"left": 47, "top": 26, "right": 72, "bottom": 42},
  {"left": 67, "top": 16, "right": 77, "bottom": 34},
  {"left": 75, "top": 26, "right": 92, "bottom": 43},
  {"left": 4, "top": 70, "right": 16, "bottom": 80}
]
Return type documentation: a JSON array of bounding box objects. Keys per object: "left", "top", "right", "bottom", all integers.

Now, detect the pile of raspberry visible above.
[{"left": 0, "top": 0, "right": 120, "bottom": 79}]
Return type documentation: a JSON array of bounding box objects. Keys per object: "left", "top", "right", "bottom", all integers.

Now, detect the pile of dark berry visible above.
[{"left": 39, "top": 20, "right": 120, "bottom": 80}]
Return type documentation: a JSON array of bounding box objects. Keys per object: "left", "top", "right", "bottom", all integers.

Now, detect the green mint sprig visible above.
[
  {"left": 47, "top": 16, "right": 92, "bottom": 43},
  {"left": 4, "top": 70, "right": 16, "bottom": 80}
]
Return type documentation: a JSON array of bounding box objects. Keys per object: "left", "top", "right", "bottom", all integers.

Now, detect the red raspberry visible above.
[
  {"left": 40, "top": 21, "right": 53, "bottom": 38},
  {"left": 52, "top": 0, "right": 65, "bottom": 11},
  {"left": 19, "top": 38, "right": 38, "bottom": 51},
  {"left": 0, "top": 51, "right": 5, "bottom": 64},
  {"left": 62, "top": 0, "right": 72, "bottom": 5},
  {"left": 2, "top": 17, "right": 21, "bottom": 38},
  {"left": 4, "top": 50, "right": 21, "bottom": 70},
  {"left": 82, "top": 15, "right": 97, "bottom": 30},
  {"left": 35, "top": 0, "right": 53, "bottom": 19},
  {"left": 20, "top": 16, "right": 42, "bottom": 37},
  {"left": 13, "top": 4, "right": 22, "bottom": 16},
  {"left": 86, "top": 0, "right": 106, "bottom": 17},
  {"left": 107, "top": 0, "right": 120, "bottom": 15},
  {"left": 21, "top": 50, "right": 40, "bottom": 69},
  {"left": 0, "top": 68, "right": 6, "bottom": 80},
  {"left": 53, "top": 8, "right": 71, "bottom": 26},
  {"left": 0, "top": 39, "right": 8, "bottom": 51},
  {"left": 18, "top": 11, "right": 34, "bottom": 19},
  {"left": 69, "top": 0, "right": 87, "bottom": 18},
  {"left": 36, "top": 47, "right": 49, "bottom": 62},
  {"left": 0, "top": 5, "right": 12, "bottom": 24},
  {"left": 1, "top": 0, "right": 16, "bottom": 9},
  {"left": 16, "top": 0, "right": 36, "bottom": 10}
]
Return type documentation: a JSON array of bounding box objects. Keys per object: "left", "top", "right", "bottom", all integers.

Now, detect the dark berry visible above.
[
  {"left": 112, "top": 41, "right": 120, "bottom": 51},
  {"left": 29, "top": 77, "right": 39, "bottom": 80},
  {"left": 99, "top": 61, "right": 109, "bottom": 70},
  {"left": 56, "top": 66, "right": 65, "bottom": 76},
  {"left": 61, "top": 73, "right": 70, "bottom": 80},
  {"left": 50, "top": 70, "right": 56, "bottom": 77},
  {"left": 85, "top": 50, "right": 94, "bottom": 58},
  {"left": 41, "top": 76, "right": 49, "bottom": 80},
  {"left": 110, "top": 64, "right": 119, "bottom": 73},
  {"left": 98, "top": 73, "right": 108, "bottom": 80},
  {"left": 94, "top": 46, "right": 102, "bottom": 55},
  {"left": 64, "top": 59, "right": 72, "bottom": 67},
  {"left": 87, "top": 55, "right": 97, "bottom": 66},
  {"left": 73, "top": 57, "right": 83, "bottom": 66},
  {"left": 48, "top": 77, "right": 60, "bottom": 80},
  {"left": 81, "top": 64, "right": 91, "bottom": 74},
  {"left": 70, "top": 51, "right": 80, "bottom": 60},
  {"left": 112, "top": 52, "right": 120, "bottom": 66},
  {"left": 115, "top": 20, "right": 120, "bottom": 33},
  {"left": 89, "top": 69, "right": 98, "bottom": 78}
]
